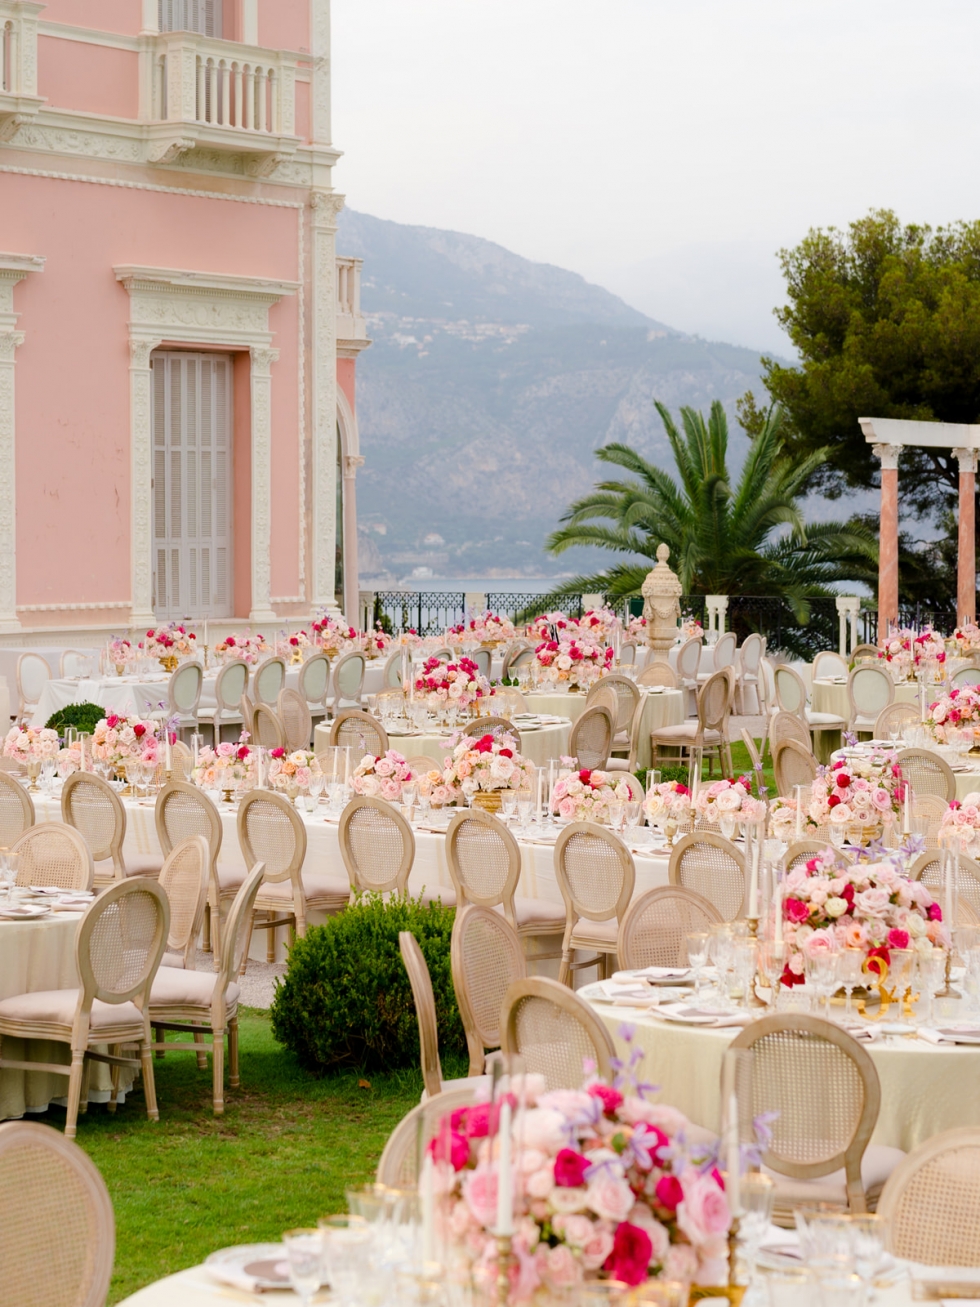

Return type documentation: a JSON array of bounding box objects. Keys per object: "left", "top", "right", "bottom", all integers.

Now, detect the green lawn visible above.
[{"left": 30, "top": 1012, "right": 439, "bottom": 1304}]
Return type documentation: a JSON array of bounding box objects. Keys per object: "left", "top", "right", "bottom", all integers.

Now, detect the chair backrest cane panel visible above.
[
  {"left": 773, "top": 739, "right": 819, "bottom": 795},
  {"left": 158, "top": 834, "right": 210, "bottom": 967},
  {"left": 446, "top": 808, "right": 521, "bottom": 919},
  {"left": 237, "top": 790, "right": 307, "bottom": 885},
  {"left": 568, "top": 705, "right": 613, "bottom": 770},
  {"left": 877, "top": 1127, "right": 980, "bottom": 1266},
  {"left": 555, "top": 822, "right": 635, "bottom": 924},
  {"left": 668, "top": 832, "right": 746, "bottom": 922},
  {"left": 848, "top": 665, "right": 895, "bottom": 724},
  {"left": 76, "top": 877, "right": 169, "bottom": 1008},
  {"left": 638, "top": 663, "right": 678, "bottom": 689},
  {"left": 12, "top": 822, "right": 95, "bottom": 891},
  {"left": 329, "top": 709, "right": 389, "bottom": 758},
  {"left": 278, "top": 688, "right": 313, "bottom": 751},
  {"left": 451, "top": 904, "right": 526, "bottom": 1066},
  {"left": 617, "top": 885, "right": 723, "bottom": 970},
  {"left": 339, "top": 796, "right": 415, "bottom": 895},
  {"left": 0, "top": 769, "right": 34, "bottom": 847},
  {"left": 773, "top": 665, "right": 807, "bottom": 719},
  {"left": 61, "top": 771, "right": 125, "bottom": 870},
  {"left": 253, "top": 656, "right": 286, "bottom": 707},
  {"left": 895, "top": 748, "right": 956, "bottom": 802},
  {"left": 501, "top": 976, "right": 615, "bottom": 1091},
  {"left": 252, "top": 703, "right": 285, "bottom": 750}
]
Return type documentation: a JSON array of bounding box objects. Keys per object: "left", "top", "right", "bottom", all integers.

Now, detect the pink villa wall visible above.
[
  {"left": 37, "top": 36, "right": 139, "bottom": 119},
  {"left": 1, "top": 171, "right": 303, "bottom": 620},
  {"left": 38, "top": 0, "right": 143, "bottom": 37}
]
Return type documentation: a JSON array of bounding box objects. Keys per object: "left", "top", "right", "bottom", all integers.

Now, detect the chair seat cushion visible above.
[
  {"left": 570, "top": 917, "right": 619, "bottom": 949},
  {"left": 605, "top": 758, "right": 630, "bottom": 771},
  {"left": 160, "top": 951, "right": 186, "bottom": 969},
  {"left": 805, "top": 711, "right": 846, "bottom": 727},
  {"left": 256, "top": 870, "right": 350, "bottom": 910},
  {"left": 150, "top": 965, "right": 238, "bottom": 1010},
  {"left": 650, "top": 724, "right": 722, "bottom": 743},
  {"left": 763, "top": 1144, "right": 905, "bottom": 1224},
  {"left": 215, "top": 864, "right": 249, "bottom": 897},
  {"left": 611, "top": 731, "right": 630, "bottom": 748},
  {"left": 0, "top": 989, "right": 144, "bottom": 1038},
  {"left": 510, "top": 897, "right": 566, "bottom": 931}
]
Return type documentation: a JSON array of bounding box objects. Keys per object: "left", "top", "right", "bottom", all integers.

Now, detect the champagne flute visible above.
[{"left": 685, "top": 931, "right": 709, "bottom": 1001}]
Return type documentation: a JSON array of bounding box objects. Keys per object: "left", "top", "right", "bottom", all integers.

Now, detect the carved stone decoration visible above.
[{"left": 641, "top": 543, "right": 683, "bottom": 660}]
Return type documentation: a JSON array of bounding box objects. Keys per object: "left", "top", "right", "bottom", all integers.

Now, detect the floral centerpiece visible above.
[
  {"left": 429, "top": 1044, "right": 732, "bottom": 1298},
  {"left": 414, "top": 656, "right": 492, "bottom": 712},
  {"left": 89, "top": 714, "right": 160, "bottom": 772},
  {"left": 3, "top": 725, "right": 61, "bottom": 762},
  {"left": 527, "top": 611, "right": 576, "bottom": 641},
  {"left": 777, "top": 847, "right": 946, "bottom": 987},
  {"left": 769, "top": 793, "right": 820, "bottom": 841},
  {"left": 275, "top": 630, "right": 311, "bottom": 662},
  {"left": 416, "top": 766, "right": 456, "bottom": 808},
  {"left": 450, "top": 613, "right": 518, "bottom": 647},
  {"left": 267, "top": 747, "right": 320, "bottom": 793},
  {"left": 442, "top": 732, "right": 534, "bottom": 811},
  {"left": 643, "top": 780, "right": 692, "bottom": 825},
  {"left": 625, "top": 614, "right": 647, "bottom": 640},
  {"left": 953, "top": 622, "right": 980, "bottom": 654},
  {"left": 143, "top": 623, "right": 197, "bottom": 663},
  {"left": 533, "top": 634, "right": 613, "bottom": 691},
  {"left": 213, "top": 633, "right": 269, "bottom": 665},
  {"left": 680, "top": 614, "right": 704, "bottom": 640},
  {"left": 877, "top": 631, "right": 913, "bottom": 678},
  {"left": 107, "top": 637, "right": 136, "bottom": 670},
  {"left": 878, "top": 627, "right": 946, "bottom": 678},
  {"left": 191, "top": 736, "right": 255, "bottom": 792},
  {"left": 940, "top": 792, "right": 980, "bottom": 850},
  {"left": 807, "top": 752, "right": 906, "bottom": 833},
  {"left": 925, "top": 684, "right": 980, "bottom": 743},
  {"left": 364, "top": 625, "right": 391, "bottom": 657},
  {"left": 695, "top": 777, "right": 766, "bottom": 825},
  {"left": 311, "top": 614, "right": 359, "bottom": 656},
  {"left": 552, "top": 768, "right": 632, "bottom": 822},
  {"left": 350, "top": 749, "right": 413, "bottom": 801}
]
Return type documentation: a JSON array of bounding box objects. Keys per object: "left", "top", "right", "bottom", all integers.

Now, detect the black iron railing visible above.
[{"left": 372, "top": 592, "right": 467, "bottom": 635}]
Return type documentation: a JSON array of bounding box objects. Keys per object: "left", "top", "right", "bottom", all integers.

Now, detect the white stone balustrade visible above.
[
  {"left": 336, "top": 257, "right": 368, "bottom": 346},
  {"left": 148, "top": 31, "right": 299, "bottom": 165}
]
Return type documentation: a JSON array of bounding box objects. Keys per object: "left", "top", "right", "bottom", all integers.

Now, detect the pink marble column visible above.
[
  {"left": 954, "top": 447, "right": 978, "bottom": 625},
  {"left": 874, "top": 443, "right": 900, "bottom": 633}
]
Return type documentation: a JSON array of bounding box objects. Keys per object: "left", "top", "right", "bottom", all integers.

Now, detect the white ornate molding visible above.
[
  {"left": 311, "top": 0, "right": 332, "bottom": 147},
  {"left": 310, "top": 190, "right": 343, "bottom": 613},
  {"left": 871, "top": 443, "right": 901, "bottom": 472},
  {"left": 953, "top": 446, "right": 979, "bottom": 475},
  {"left": 0, "top": 252, "right": 44, "bottom": 632},
  {"left": 17, "top": 600, "right": 131, "bottom": 613},
  {"left": 115, "top": 266, "right": 296, "bottom": 625}
]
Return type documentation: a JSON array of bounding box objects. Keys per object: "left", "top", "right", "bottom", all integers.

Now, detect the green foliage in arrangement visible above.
[
  {"left": 270, "top": 891, "right": 464, "bottom": 1074},
  {"left": 45, "top": 701, "right": 104, "bottom": 736}
]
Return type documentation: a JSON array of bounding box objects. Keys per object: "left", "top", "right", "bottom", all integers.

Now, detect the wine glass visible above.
[
  {"left": 624, "top": 800, "right": 641, "bottom": 842},
  {"left": 607, "top": 800, "right": 624, "bottom": 833},
  {"left": 916, "top": 948, "right": 946, "bottom": 1027},
  {"left": 806, "top": 950, "right": 838, "bottom": 1018},
  {"left": 739, "top": 1173, "right": 775, "bottom": 1304},
  {"left": 282, "top": 1228, "right": 324, "bottom": 1307},
  {"left": 838, "top": 949, "right": 865, "bottom": 1018},
  {"left": 319, "top": 1215, "right": 372, "bottom": 1307},
  {"left": 516, "top": 789, "right": 534, "bottom": 835},
  {"left": 734, "top": 938, "right": 759, "bottom": 1009},
  {"left": 709, "top": 924, "right": 735, "bottom": 1006},
  {"left": 685, "top": 931, "right": 709, "bottom": 1001},
  {"left": 847, "top": 1214, "right": 887, "bottom": 1303},
  {"left": 501, "top": 791, "right": 518, "bottom": 825},
  {"left": 720, "top": 812, "right": 737, "bottom": 840},
  {"left": 760, "top": 939, "right": 789, "bottom": 1007}
]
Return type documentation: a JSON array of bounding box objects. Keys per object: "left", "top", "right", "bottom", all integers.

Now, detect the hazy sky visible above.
[{"left": 331, "top": 0, "right": 980, "bottom": 356}]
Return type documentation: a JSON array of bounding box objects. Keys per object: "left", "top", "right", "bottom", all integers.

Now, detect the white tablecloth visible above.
[
  {"left": 0, "top": 912, "right": 136, "bottom": 1120},
  {"left": 316, "top": 719, "right": 573, "bottom": 771},
  {"left": 811, "top": 677, "right": 920, "bottom": 724},
  {"left": 596, "top": 1001, "right": 980, "bottom": 1153},
  {"left": 523, "top": 688, "right": 686, "bottom": 772}
]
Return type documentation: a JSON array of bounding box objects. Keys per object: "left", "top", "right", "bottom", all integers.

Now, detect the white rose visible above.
[
  {"left": 825, "top": 896, "right": 848, "bottom": 918},
  {"left": 907, "top": 914, "right": 927, "bottom": 937}
]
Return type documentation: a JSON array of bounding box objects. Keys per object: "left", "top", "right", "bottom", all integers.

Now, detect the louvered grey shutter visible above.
[
  {"left": 158, "top": 0, "right": 221, "bottom": 36},
  {"left": 151, "top": 352, "right": 233, "bottom": 620}
]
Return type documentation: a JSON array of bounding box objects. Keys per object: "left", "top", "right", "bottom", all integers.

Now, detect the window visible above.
[
  {"left": 158, "top": 0, "right": 222, "bottom": 37},
  {"left": 152, "top": 352, "right": 233, "bottom": 620}
]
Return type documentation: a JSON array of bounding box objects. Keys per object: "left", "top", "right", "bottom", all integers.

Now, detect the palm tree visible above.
[{"left": 539, "top": 400, "right": 876, "bottom": 619}]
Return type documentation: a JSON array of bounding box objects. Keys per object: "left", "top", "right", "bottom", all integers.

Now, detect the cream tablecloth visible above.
[
  {"left": 0, "top": 912, "right": 136, "bottom": 1120},
  {"left": 595, "top": 1002, "right": 980, "bottom": 1153},
  {"left": 316, "top": 719, "right": 572, "bottom": 771},
  {"left": 811, "top": 678, "right": 920, "bottom": 724},
  {"left": 523, "top": 689, "right": 685, "bottom": 772}
]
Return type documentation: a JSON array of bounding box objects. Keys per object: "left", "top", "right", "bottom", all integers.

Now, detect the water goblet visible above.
[
  {"left": 282, "top": 1228, "right": 324, "bottom": 1307},
  {"left": 720, "top": 812, "right": 737, "bottom": 840},
  {"left": 916, "top": 948, "right": 946, "bottom": 1026},
  {"left": 837, "top": 948, "right": 865, "bottom": 1018},
  {"left": 624, "top": 799, "right": 641, "bottom": 841},
  {"left": 734, "top": 937, "right": 759, "bottom": 1009},
  {"left": 319, "top": 1214, "right": 372, "bottom": 1307},
  {"left": 501, "top": 791, "right": 518, "bottom": 825},
  {"left": 805, "top": 949, "right": 838, "bottom": 1019},
  {"left": 738, "top": 1173, "right": 775, "bottom": 1303},
  {"left": 607, "top": 799, "right": 624, "bottom": 833},
  {"left": 846, "top": 1214, "right": 887, "bottom": 1303},
  {"left": 829, "top": 821, "right": 846, "bottom": 850},
  {"left": 709, "top": 924, "right": 735, "bottom": 1006},
  {"left": 685, "top": 931, "right": 709, "bottom": 1001},
  {"left": 309, "top": 772, "right": 325, "bottom": 806},
  {"left": 516, "top": 789, "right": 534, "bottom": 835}
]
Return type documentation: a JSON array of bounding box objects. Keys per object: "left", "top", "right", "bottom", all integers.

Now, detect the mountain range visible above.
[{"left": 336, "top": 208, "right": 776, "bottom": 585}]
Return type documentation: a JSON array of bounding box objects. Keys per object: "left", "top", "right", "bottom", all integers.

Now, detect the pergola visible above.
[{"left": 859, "top": 417, "right": 979, "bottom": 631}]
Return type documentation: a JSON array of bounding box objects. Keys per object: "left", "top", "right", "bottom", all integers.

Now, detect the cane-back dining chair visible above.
[
  {"left": 736, "top": 632, "right": 767, "bottom": 714},
  {"left": 148, "top": 862, "right": 266, "bottom": 1114},
  {"left": 568, "top": 705, "right": 614, "bottom": 771},
  {"left": 554, "top": 821, "right": 635, "bottom": 985},
  {"left": 895, "top": 748, "right": 956, "bottom": 802},
  {"left": 773, "top": 663, "right": 846, "bottom": 751},
  {"left": 848, "top": 665, "right": 895, "bottom": 732},
  {"left": 773, "top": 739, "right": 819, "bottom": 796},
  {"left": 950, "top": 665, "right": 980, "bottom": 689},
  {"left": 11, "top": 821, "right": 94, "bottom": 891},
  {"left": 587, "top": 673, "right": 640, "bottom": 741},
  {"left": 278, "top": 688, "right": 313, "bottom": 751},
  {"left": 338, "top": 795, "right": 424, "bottom": 899},
  {"left": 156, "top": 835, "right": 210, "bottom": 970},
  {"left": 0, "top": 877, "right": 169, "bottom": 1138},
  {"left": 850, "top": 644, "right": 880, "bottom": 665},
  {"left": 877, "top": 1127, "right": 980, "bottom": 1265},
  {"left": 382, "top": 649, "right": 406, "bottom": 690},
  {"left": 237, "top": 789, "right": 349, "bottom": 968},
  {"left": 59, "top": 649, "right": 95, "bottom": 677},
  {"left": 0, "top": 1120, "right": 115, "bottom": 1306},
  {"left": 728, "top": 1014, "right": 902, "bottom": 1225},
  {"left": 15, "top": 652, "right": 50, "bottom": 719},
  {"left": 638, "top": 662, "right": 678, "bottom": 689},
  {"left": 675, "top": 636, "right": 702, "bottom": 697},
  {"left": 501, "top": 976, "right": 615, "bottom": 1091},
  {"left": 472, "top": 648, "right": 493, "bottom": 678},
  {"left": 332, "top": 650, "right": 367, "bottom": 713},
  {"left": 911, "top": 850, "right": 980, "bottom": 923},
  {"left": 399, "top": 931, "right": 487, "bottom": 1101},
  {"left": 210, "top": 658, "right": 248, "bottom": 743},
  {"left": 782, "top": 840, "right": 852, "bottom": 873},
  {"left": 813, "top": 651, "right": 849, "bottom": 681},
  {"left": 299, "top": 652, "right": 331, "bottom": 726},
  {"left": 377, "top": 1085, "right": 485, "bottom": 1187},
  {"left": 155, "top": 781, "right": 229, "bottom": 962},
  {"left": 617, "top": 885, "right": 722, "bottom": 970},
  {"left": 0, "top": 769, "right": 34, "bottom": 847},
  {"left": 167, "top": 661, "right": 203, "bottom": 737},
  {"left": 501, "top": 643, "right": 532, "bottom": 680},
  {"left": 252, "top": 702, "right": 285, "bottom": 750},
  {"left": 873, "top": 701, "right": 919, "bottom": 742},
  {"left": 446, "top": 807, "right": 563, "bottom": 950},
  {"left": 668, "top": 832, "right": 746, "bottom": 921},
  {"left": 252, "top": 656, "right": 286, "bottom": 707},
  {"left": 328, "top": 708, "right": 389, "bottom": 759},
  {"left": 698, "top": 633, "right": 737, "bottom": 688},
  {"left": 451, "top": 905, "right": 527, "bottom": 1077},
  {"left": 406, "top": 754, "right": 444, "bottom": 776},
  {"left": 62, "top": 770, "right": 164, "bottom": 885},
  {"left": 768, "top": 709, "right": 813, "bottom": 759},
  {"left": 650, "top": 669, "right": 734, "bottom": 777},
  {"left": 460, "top": 716, "right": 518, "bottom": 741}
]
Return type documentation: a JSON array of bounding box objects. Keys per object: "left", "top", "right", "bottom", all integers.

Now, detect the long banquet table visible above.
[{"left": 523, "top": 687, "right": 686, "bottom": 771}]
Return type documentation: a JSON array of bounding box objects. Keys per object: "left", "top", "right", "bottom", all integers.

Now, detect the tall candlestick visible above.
[
  {"left": 165, "top": 732, "right": 173, "bottom": 774},
  {"left": 495, "top": 1100, "right": 514, "bottom": 1236},
  {"left": 903, "top": 782, "right": 911, "bottom": 837},
  {"left": 748, "top": 827, "right": 760, "bottom": 919},
  {"left": 420, "top": 1153, "right": 435, "bottom": 1262},
  {"left": 947, "top": 844, "right": 958, "bottom": 932},
  {"left": 721, "top": 1052, "right": 741, "bottom": 1216},
  {"left": 204, "top": 620, "right": 208, "bottom": 651},
  {"left": 535, "top": 767, "right": 543, "bottom": 824},
  {"left": 774, "top": 876, "right": 783, "bottom": 946},
  {"left": 794, "top": 785, "right": 803, "bottom": 841}
]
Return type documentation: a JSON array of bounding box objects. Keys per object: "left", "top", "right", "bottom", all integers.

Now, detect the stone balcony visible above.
[
  {"left": 0, "top": 1, "right": 45, "bottom": 141},
  {"left": 146, "top": 30, "right": 301, "bottom": 172},
  {"left": 336, "top": 257, "right": 370, "bottom": 353}
]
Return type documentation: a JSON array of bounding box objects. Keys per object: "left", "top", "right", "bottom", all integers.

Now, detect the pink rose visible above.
[
  {"left": 586, "top": 1174, "right": 634, "bottom": 1223},
  {"left": 655, "top": 1174, "right": 683, "bottom": 1210},
  {"left": 553, "top": 1148, "right": 590, "bottom": 1188},
  {"left": 626, "top": 1204, "right": 670, "bottom": 1262},
  {"left": 784, "top": 897, "right": 810, "bottom": 924},
  {"left": 677, "top": 1170, "right": 730, "bottom": 1247},
  {"left": 588, "top": 1083, "right": 623, "bottom": 1113},
  {"left": 553, "top": 1213, "right": 594, "bottom": 1247},
  {"left": 462, "top": 1164, "right": 498, "bottom": 1227},
  {"left": 604, "top": 1221, "right": 652, "bottom": 1286},
  {"left": 542, "top": 1244, "right": 580, "bottom": 1291},
  {"left": 664, "top": 1243, "right": 699, "bottom": 1283},
  {"left": 428, "top": 1130, "right": 469, "bottom": 1171},
  {"left": 620, "top": 1098, "right": 688, "bottom": 1133},
  {"left": 581, "top": 1227, "right": 615, "bottom": 1270},
  {"left": 887, "top": 928, "right": 910, "bottom": 950}
]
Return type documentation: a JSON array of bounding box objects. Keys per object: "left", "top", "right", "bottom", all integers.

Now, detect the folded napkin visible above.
[
  {"left": 840, "top": 1023, "right": 885, "bottom": 1043},
  {"left": 656, "top": 1003, "right": 755, "bottom": 1028},
  {"left": 614, "top": 966, "right": 690, "bottom": 983},
  {"left": 917, "top": 1026, "right": 980, "bottom": 1046}
]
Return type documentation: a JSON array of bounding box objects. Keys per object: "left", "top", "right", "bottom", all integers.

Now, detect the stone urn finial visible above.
[{"left": 641, "top": 543, "right": 683, "bottom": 659}]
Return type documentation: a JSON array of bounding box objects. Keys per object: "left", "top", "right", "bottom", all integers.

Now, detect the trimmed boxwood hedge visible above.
[
  {"left": 45, "top": 702, "right": 105, "bottom": 736},
  {"left": 269, "top": 891, "right": 465, "bottom": 1074}
]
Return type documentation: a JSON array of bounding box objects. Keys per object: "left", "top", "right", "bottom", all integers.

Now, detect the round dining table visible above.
[{"left": 316, "top": 717, "right": 573, "bottom": 771}]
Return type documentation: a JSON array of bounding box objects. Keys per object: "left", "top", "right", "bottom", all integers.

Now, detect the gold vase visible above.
[
  {"left": 159, "top": 654, "right": 179, "bottom": 673},
  {"left": 471, "top": 790, "right": 503, "bottom": 813}
]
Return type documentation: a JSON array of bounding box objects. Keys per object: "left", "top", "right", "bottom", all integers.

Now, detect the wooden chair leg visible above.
[
  {"left": 78, "top": 1056, "right": 91, "bottom": 1114},
  {"left": 140, "top": 1039, "right": 160, "bottom": 1123},
  {"left": 266, "top": 913, "right": 276, "bottom": 963},
  {"left": 108, "top": 1045, "right": 121, "bottom": 1113},
  {"left": 239, "top": 911, "right": 256, "bottom": 977},
  {"left": 65, "top": 1051, "right": 86, "bottom": 1139},
  {"left": 229, "top": 1017, "right": 240, "bottom": 1089},
  {"left": 193, "top": 1028, "right": 207, "bottom": 1070},
  {"left": 558, "top": 950, "right": 572, "bottom": 987},
  {"left": 202, "top": 902, "right": 213, "bottom": 953},
  {"left": 212, "top": 1029, "right": 225, "bottom": 1114},
  {"left": 154, "top": 1023, "right": 165, "bottom": 1058}
]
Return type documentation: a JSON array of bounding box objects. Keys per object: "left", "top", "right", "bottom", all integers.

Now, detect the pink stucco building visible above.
[{"left": 0, "top": 0, "right": 369, "bottom": 647}]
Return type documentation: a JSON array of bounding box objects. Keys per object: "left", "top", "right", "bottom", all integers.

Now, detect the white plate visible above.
[
  {"left": 205, "top": 1243, "right": 293, "bottom": 1293},
  {"left": 0, "top": 903, "right": 51, "bottom": 919}
]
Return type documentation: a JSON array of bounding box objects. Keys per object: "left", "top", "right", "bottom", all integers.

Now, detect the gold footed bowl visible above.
[{"left": 471, "top": 790, "right": 502, "bottom": 813}]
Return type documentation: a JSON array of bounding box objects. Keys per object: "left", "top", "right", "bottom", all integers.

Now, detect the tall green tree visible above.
[
  {"left": 746, "top": 208, "right": 980, "bottom": 519},
  {"left": 540, "top": 399, "right": 875, "bottom": 617}
]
